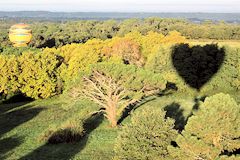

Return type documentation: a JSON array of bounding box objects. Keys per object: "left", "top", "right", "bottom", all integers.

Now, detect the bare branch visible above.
[
  {"left": 83, "top": 76, "right": 109, "bottom": 102},
  {"left": 81, "top": 88, "right": 106, "bottom": 108}
]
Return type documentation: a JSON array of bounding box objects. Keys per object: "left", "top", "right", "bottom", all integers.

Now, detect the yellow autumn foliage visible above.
[
  {"left": 63, "top": 39, "right": 105, "bottom": 80},
  {"left": 0, "top": 31, "right": 187, "bottom": 99},
  {"left": 17, "top": 51, "right": 63, "bottom": 99},
  {"left": 102, "top": 37, "right": 144, "bottom": 66},
  {"left": 124, "top": 30, "right": 186, "bottom": 58},
  {"left": 0, "top": 55, "right": 20, "bottom": 94}
]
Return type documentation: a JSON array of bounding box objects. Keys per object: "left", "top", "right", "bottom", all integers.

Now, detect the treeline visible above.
[
  {"left": 0, "top": 18, "right": 240, "bottom": 48},
  {"left": 0, "top": 31, "right": 239, "bottom": 100}
]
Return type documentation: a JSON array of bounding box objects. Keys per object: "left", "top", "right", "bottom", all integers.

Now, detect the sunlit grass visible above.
[
  {"left": 187, "top": 39, "right": 240, "bottom": 47},
  {"left": 0, "top": 92, "right": 239, "bottom": 159}
]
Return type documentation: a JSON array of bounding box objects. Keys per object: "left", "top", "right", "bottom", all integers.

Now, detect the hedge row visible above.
[{"left": 0, "top": 31, "right": 239, "bottom": 99}]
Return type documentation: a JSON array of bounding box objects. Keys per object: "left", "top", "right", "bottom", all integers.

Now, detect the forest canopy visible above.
[{"left": 0, "top": 18, "right": 240, "bottom": 48}]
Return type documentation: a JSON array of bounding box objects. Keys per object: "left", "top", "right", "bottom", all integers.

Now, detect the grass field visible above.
[
  {"left": 0, "top": 91, "right": 239, "bottom": 160},
  {"left": 187, "top": 39, "right": 240, "bottom": 47}
]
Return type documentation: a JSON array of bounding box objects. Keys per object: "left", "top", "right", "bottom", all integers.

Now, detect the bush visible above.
[
  {"left": 0, "top": 55, "right": 20, "bottom": 94},
  {"left": 40, "top": 117, "right": 85, "bottom": 144},
  {"left": 114, "top": 107, "right": 178, "bottom": 160},
  {"left": 169, "top": 93, "right": 240, "bottom": 160},
  {"left": 124, "top": 30, "right": 186, "bottom": 58},
  {"left": 0, "top": 50, "right": 64, "bottom": 99},
  {"left": 18, "top": 51, "right": 64, "bottom": 99}
]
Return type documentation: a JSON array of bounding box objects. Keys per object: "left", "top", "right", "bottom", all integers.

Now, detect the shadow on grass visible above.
[
  {"left": 0, "top": 102, "right": 44, "bottom": 159},
  {"left": 117, "top": 97, "right": 156, "bottom": 125},
  {"left": 0, "top": 94, "right": 33, "bottom": 114},
  {"left": 164, "top": 102, "right": 187, "bottom": 131},
  {"left": 0, "top": 105, "right": 44, "bottom": 136},
  {"left": 164, "top": 96, "right": 206, "bottom": 132},
  {"left": 19, "top": 113, "right": 104, "bottom": 160},
  {"left": 0, "top": 136, "right": 23, "bottom": 159},
  {"left": 2, "top": 94, "right": 33, "bottom": 104}
]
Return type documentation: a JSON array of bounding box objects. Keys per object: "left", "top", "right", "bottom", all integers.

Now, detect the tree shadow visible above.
[
  {"left": 164, "top": 103, "right": 187, "bottom": 131},
  {"left": 192, "top": 96, "right": 207, "bottom": 111},
  {"left": 171, "top": 43, "right": 225, "bottom": 91},
  {"left": 0, "top": 105, "right": 44, "bottom": 136},
  {"left": 37, "top": 38, "right": 56, "bottom": 48},
  {"left": 0, "top": 136, "right": 23, "bottom": 159},
  {"left": 117, "top": 97, "right": 156, "bottom": 125},
  {"left": 221, "top": 149, "right": 240, "bottom": 157},
  {"left": 164, "top": 96, "right": 207, "bottom": 132},
  {"left": 0, "top": 93, "right": 33, "bottom": 114},
  {"left": 0, "top": 104, "right": 44, "bottom": 159},
  {"left": 19, "top": 113, "right": 104, "bottom": 160},
  {"left": 2, "top": 94, "right": 33, "bottom": 104}
]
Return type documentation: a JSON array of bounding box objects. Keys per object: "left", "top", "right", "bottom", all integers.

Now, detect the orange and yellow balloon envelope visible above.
[{"left": 9, "top": 23, "right": 32, "bottom": 47}]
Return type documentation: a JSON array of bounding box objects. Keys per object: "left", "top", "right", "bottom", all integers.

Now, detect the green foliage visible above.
[
  {"left": 69, "top": 62, "right": 167, "bottom": 127},
  {"left": 169, "top": 93, "right": 240, "bottom": 160},
  {"left": 0, "top": 23, "right": 239, "bottom": 100},
  {"left": 0, "top": 46, "right": 40, "bottom": 56},
  {"left": 0, "top": 50, "right": 64, "bottom": 99},
  {"left": 114, "top": 107, "right": 178, "bottom": 160},
  {"left": 90, "top": 62, "right": 167, "bottom": 95}
]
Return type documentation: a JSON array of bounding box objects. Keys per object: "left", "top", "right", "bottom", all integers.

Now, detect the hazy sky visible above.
[{"left": 0, "top": 0, "right": 239, "bottom": 12}]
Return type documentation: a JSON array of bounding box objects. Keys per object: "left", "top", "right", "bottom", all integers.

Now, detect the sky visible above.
[{"left": 0, "top": 0, "right": 239, "bottom": 13}]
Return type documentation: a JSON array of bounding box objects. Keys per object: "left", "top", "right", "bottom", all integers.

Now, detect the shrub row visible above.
[
  {"left": 0, "top": 31, "right": 184, "bottom": 99},
  {"left": 1, "top": 31, "right": 239, "bottom": 99}
]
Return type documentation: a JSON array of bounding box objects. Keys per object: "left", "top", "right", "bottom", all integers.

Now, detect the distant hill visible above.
[{"left": 0, "top": 11, "right": 240, "bottom": 23}]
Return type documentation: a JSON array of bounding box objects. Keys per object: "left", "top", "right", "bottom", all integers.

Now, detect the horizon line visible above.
[{"left": 0, "top": 11, "right": 240, "bottom": 14}]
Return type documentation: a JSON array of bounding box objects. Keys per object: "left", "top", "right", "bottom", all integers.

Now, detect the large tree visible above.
[{"left": 69, "top": 63, "right": 166, "bottom": 127}]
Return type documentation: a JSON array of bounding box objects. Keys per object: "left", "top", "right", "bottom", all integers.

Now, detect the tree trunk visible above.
[
  {"left": 106, "top": 100, "right": 117, "bottom": 127},
  {"left": 110, "top": 116, "right": 117, "bottom": 128}
]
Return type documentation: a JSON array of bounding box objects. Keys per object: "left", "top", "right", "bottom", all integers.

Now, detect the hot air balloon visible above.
[{"left": 9, "top": 23, "right": 32, "bottom": 47}]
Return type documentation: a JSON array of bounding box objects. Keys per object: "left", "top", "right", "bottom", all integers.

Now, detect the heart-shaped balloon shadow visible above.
[{"left": 172, "top": 44, "right": 225, "bottom": 90}]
